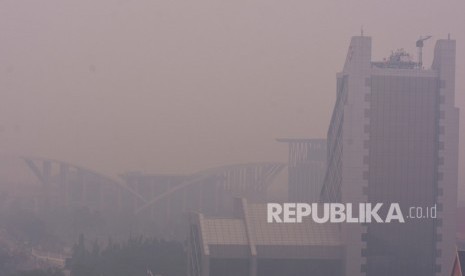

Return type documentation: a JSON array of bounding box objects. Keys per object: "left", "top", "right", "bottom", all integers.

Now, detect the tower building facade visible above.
[
  {"left": 321, "top": 36, "right": 459, "bottom": 276},
  {"left": 277, "top": 138, "right": 326, "bottom": 203}
]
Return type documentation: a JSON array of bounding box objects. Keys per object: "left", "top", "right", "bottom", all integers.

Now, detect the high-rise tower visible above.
[{"left": 321, "top": 36, "right": 459, "bottom": 276}]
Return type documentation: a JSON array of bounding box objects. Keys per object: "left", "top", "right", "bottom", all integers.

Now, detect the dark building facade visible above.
[{"left": 277, "top": 138, "right": 326, "bottom": 203}]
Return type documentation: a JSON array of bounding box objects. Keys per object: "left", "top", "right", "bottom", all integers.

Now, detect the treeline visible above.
[
  {"left": 0, "top": 246, "right": 16, "bottom": 276},
  {"left": 67, "top": 235, "right": 186, "bottom": 276},
  {"left": 11, "top": 269, "right": 64, "bottom": 276}
]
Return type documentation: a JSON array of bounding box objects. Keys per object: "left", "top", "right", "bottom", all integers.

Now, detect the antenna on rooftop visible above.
[{"left": 416, "top": 35, "right": 432, "bottom": 69}]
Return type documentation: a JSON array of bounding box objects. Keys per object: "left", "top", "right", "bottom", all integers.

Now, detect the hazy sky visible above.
[{"left": 0, "top": 0, "right": 464, "bottom": 197}]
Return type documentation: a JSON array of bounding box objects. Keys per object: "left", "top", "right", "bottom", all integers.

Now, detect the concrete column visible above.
[
  {"left": 201, "top": 255, "right": 209, "bottom": 276},
  {"left": 249, "top": 255, "right": 257, "bottom": 276}
]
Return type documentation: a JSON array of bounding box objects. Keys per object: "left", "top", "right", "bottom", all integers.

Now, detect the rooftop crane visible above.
[{"left": 416, "top": 35, "right": 432, "bottom": 69}]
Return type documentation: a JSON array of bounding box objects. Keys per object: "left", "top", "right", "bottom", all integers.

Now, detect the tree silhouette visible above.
[{"left": 68, "top": 235, "right": 186, "bottom": 276}]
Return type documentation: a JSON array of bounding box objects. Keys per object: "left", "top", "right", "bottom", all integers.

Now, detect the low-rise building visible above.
[{"left": 187, "top": 198, "right": 343, "bottom": 276}]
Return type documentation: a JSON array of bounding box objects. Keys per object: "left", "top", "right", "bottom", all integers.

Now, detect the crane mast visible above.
[{"left": 416, "top": 35, "right": 432, "bottom": 69}]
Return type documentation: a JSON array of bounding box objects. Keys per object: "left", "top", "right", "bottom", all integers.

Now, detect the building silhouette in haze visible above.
[{"left": 321, "top": 35, "right": 459, "bottom": 276}]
